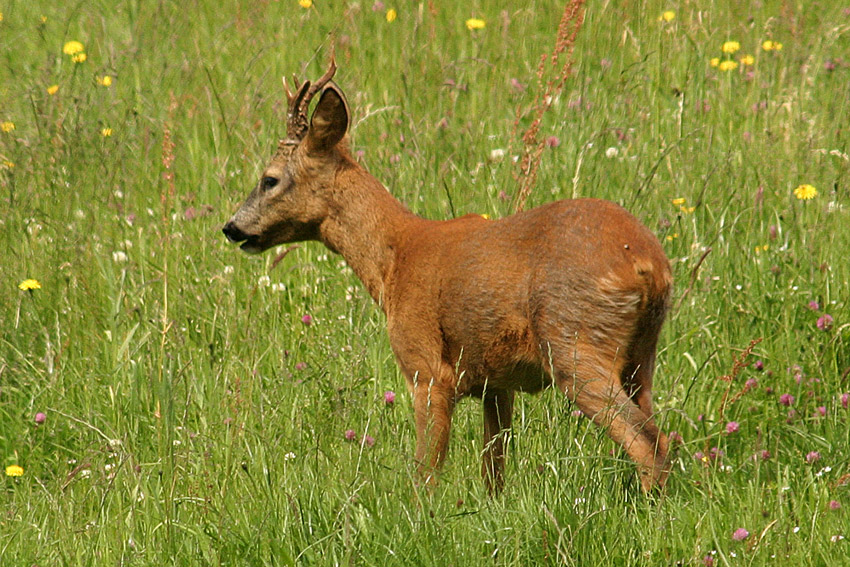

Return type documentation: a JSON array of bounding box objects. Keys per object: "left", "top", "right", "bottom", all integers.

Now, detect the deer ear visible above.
[{"left": 306, "top": 84, "right": 349, "bottom": 152}]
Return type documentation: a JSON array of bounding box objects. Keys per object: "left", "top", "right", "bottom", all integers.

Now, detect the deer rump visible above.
[{"left": 224, "top": 61, "right": 673, "bottom": 494}]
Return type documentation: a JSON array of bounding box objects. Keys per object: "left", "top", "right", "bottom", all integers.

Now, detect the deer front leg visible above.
[
  {"left": 482, "top": 389, "right": 515, "bottom": 495},
  {"left": 411, "top": 370, "right": 456, "bottom": 487}
]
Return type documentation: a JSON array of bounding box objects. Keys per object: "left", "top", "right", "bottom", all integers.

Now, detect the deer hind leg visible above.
[
  {"left": 482, "top": 389, "right": 515, "bottom": 495},
  {"left": 620, "top": 311, "right": 664, "bottom": 417},
  {"left": 553, "top": 343, "right": 669, "bottom": 491}
]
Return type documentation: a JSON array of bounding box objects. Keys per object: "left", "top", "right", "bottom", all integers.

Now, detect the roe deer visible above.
[{"left": 223, "top": 60, "right": 673, "bottom": 493}]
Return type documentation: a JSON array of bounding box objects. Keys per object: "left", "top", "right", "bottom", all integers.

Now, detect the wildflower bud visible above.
[
  {"left": 35, "top": 412, "right": 46, "bottom": 425},
  {"left": 384, "top": 390, "right": 396, "bottom": 405},
  {"left": 816, "top": 314, "right": 834, "bottom": 331},
  {"left": 768, "top": 225, "right": 778, "bottom": 240},
  {"left": 344, "top": 429, "right": 357, "bottom": 441}
]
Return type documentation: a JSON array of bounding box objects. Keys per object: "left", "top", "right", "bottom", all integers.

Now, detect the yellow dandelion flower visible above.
[
  {"left": 762, "top": 40, "right": 783, "bottom": 52},
  {"left": 718, "top": 60, "right": 738, "bottom": 72},
  {"left": 101, "top": 127, "right": 113, "bottom": 137},
  {"left": 386, "top": 8, "right": 396, "bottom": 22},
  {"left": 1, "top": 121, "right": 15, "bottom": 132},
  {"left": 793, "top": 184, "right": 817, "bottom": 200},
  {"left": 722, "top": 41, "right": 740, "bottom": 54},
  {"left": 298, "top": 0, "right": 312, "bottom": 8},
  {"left": 465, "top": 18, "right": 486, "bottom": 30},
  {"left": 672, "top": 197, "right": 686, "bottom": 206},
  {"left": 41, "top": 16, "right": 47, "bottom": 24},
  {"left": 47, "top": 84, "right": 59, "bottom": 95},
  {"left": 2, "top": 160, "right": 14, "bottom": 169},
  {"left": 480, "top": 213, "right": 490, "bottom": 220},
  {"left": 97, "top": 76, "right": 113, "bottom": 87},
  {"left": 709, "top": 57, "right": 720, "bottom": 67},
  {"left": 19, "top": 278, "right": 42, "bottom": 291},
  {"left": 754, "top": 244, "right": 769, "bottom": 254},
  {"left": 665, "top": 233, "right": 679, "bottom": 242},
  {"left": 63, "top": 40, "right": 85, "bottom": 55},
  {"left": 660, "top": 11, "right": 675, "bottom": 22},
  {"left": 680, "top": 206, "right": 696, "bottom": 214},
  {"left": 5, "top": 465, "right": 24, "bottom": 477},
  {"left": 740, "top": 54, "right": 754, "bottom": 66},
  {"left": 72, "top": 52, "right": 87, "bottom": 63},
  {"left": 773, "top": 42, "right": 783, "bottom": 51},
  {"left": 0, "top": 12, "right": 4, "bottom": 22}
]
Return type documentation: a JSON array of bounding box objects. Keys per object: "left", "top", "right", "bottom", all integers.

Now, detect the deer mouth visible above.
[{"left": 222, "top": 222, "right": 262, "bottom": 254}]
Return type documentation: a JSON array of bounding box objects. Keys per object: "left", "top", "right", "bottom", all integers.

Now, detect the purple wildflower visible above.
[
  {"left": 294, "top": 362, "right": 307, "bottom": 371},
  {"left": 732, "top": 528, "right": 749, "bottom": 541},
  {"left": 384, "top": 390, "right": 396, "bottom": 405},
  {"left": 362, "top": 434, "right": 375, "bottom": 447},
  {"left": 841, "top": 393, "right": 849, "bottom": 409},
  {"left": 35, "top": 412, "right": 46, "bottom": 425},
  {"left": 815, "top": 406, "right": 827, "bottom": 417},
  {"left": 301, "top": 314, "right": 313, "bottom": 326},
  {"left": 806, "top": 451, "right": 821, "bottom": 464},
  {"left": 545, "top": 136, "right": 561, "bottom": 148},
  {"left": 754, "top": 360, "right": 764, "bottom": 371},
  {"left": 829, "top": 500, "right": 841, "bottom": 511},
  {"left": 808, "top": 300, "right": 820, "bottom": 311},
  {"left": 817, "top": 314, "right": 834, "bottom": 331},
  {"left": 509, "top": 78, "right": 526, "bottom": 93},
  {"left": 725, "top": 421, "right": 740, "bottom": 434},
  {"left": 344, "top": 429, "right": 357, "bottom": 441},
  {"left": 668, "top": 431, "right": 683, "bottom": 444},
  {"left": 703, "top": 556, "right": 715, "bottom": 567},
  {"left": 760, "top": 450, "right": 772, "bottom": 461},
  {"left": 779, "top": 393, "right": 795, "bottom": 406}
]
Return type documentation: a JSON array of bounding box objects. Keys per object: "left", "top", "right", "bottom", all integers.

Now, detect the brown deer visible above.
[{"left": 223, "top": 60, "right": 673, "bottom": 494}]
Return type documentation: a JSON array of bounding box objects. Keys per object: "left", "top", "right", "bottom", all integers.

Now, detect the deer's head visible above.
[{"left": 223, "top": 59, "right": 350, "bottom": 253}]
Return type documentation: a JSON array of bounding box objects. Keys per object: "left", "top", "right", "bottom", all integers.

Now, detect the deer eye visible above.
[{"left": 261, "top": 176, "right": 279, "bottom": 191}]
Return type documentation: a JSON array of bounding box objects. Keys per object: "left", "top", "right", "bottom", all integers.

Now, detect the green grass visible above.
[{"left": 2, "top": 1, "right": 849, "bottom": 565}]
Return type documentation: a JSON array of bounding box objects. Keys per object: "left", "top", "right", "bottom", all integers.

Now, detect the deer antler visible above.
[
  {"left": 284, "top": 55, "right": 337, "bottom": 143},
  {"left": 282, "top": 74, "right": 302, "bottom": 106}
]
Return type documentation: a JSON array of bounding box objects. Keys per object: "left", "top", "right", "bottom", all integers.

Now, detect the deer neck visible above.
[{"left": 319, "top": 161, "right": 421, "bottom": 308}]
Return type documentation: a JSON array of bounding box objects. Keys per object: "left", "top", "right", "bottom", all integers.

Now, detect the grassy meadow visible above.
[{"left": 2, "top": 0, "right": 850, "bottom": 564}]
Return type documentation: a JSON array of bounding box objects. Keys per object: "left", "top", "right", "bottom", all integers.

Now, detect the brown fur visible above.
[{"left": 223, "top": 67, "right": 673, "bottom": 493}]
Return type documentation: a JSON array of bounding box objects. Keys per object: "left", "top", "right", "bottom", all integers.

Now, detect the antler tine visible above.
[
  {"left": 283, "top": 77, "right": 293, "bottom": 105},
  {"left": 283, "top": 74, "right": 303, "bottom": 107},
  {"left": 311, "top": 54, "right": 337, "bottom": 94},
  {"left": 285, "top": 55, "right": 338, "bottom": 142},
  {"left": 296, "top": 56, "right": 337, "bottom": 117}
]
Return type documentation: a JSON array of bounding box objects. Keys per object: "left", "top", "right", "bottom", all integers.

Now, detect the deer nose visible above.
[{"left": 222, "top": 221, "right": 248, "bottom": 243}]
